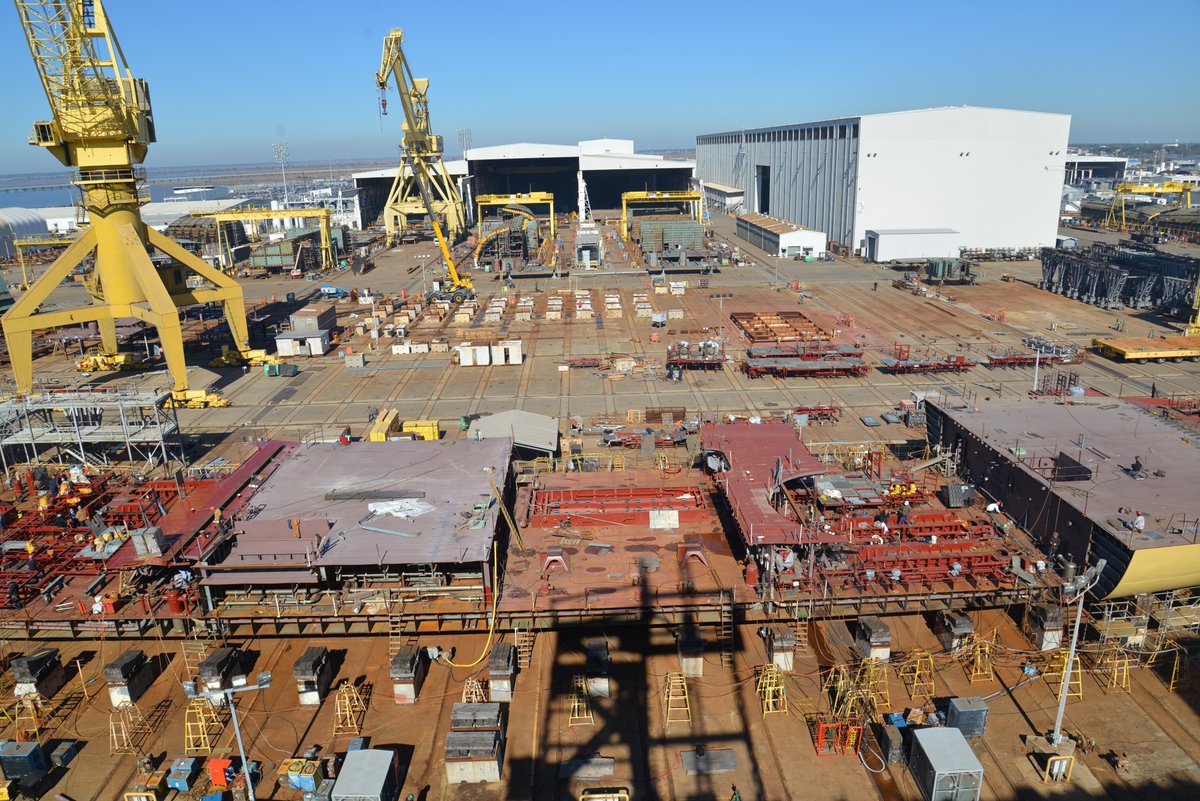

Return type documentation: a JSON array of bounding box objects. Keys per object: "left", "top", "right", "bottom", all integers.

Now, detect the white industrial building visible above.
[
  {"left": 352, "top": 139, "right": 695, "bottom": 229},
  {"left": 0, "top": 208, "right": 50, "bottom": 258},
  {"left": 696, "top": 106, "right": 1070, "bottom": 255}
]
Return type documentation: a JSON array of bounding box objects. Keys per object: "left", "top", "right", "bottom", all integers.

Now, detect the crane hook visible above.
[{"left": 379, "top": 94, "right": 388, "bottom": 116}]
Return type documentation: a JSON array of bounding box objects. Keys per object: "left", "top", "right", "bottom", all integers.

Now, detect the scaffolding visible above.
[
  {"left": 181, "top": 630, "right": 216, "bottom": 681},
  {"left": 0, "top": 388, "right": 184, "bottom": 476},
  {"left": 961, "top": 631, "right": 996, "bottom": 683},
  {"left": 331, "top": 682, "right": 367, "bottom": 738},
  {"left": 756, "top": 665, "right": 788, "bottom": 717},
  {"left": 183, "top": 697, "right": 222, "bottom": 754},
  {"left": 13, "top": 695, "right": 45, "bottom": 743},
  {"left": 854, "top": 658, "right": 891, "bottom": 711},
  {"left": 898, "top": 649, "right": 936, "bottom": 701},
  {"left": 1044, "top": 650, "right": 1084, "bottom": 700},
  {"left": 462, "top": 678, "right": 488, "bottom": 704},
  {"left": 109, "top": 701, "right": 148, "bottom": 755},
  {"left": 1098, "top": 646, "right": 1133, "bottom": 693},
  {"left": 568, "top": 675, "right": 593, "bottom": 727},
  {"left": 1148, "top": 637, "right": 1190, "bottom": 691},
  {"left": 663, "top": 672, "right": 691, "bottom": 727}
]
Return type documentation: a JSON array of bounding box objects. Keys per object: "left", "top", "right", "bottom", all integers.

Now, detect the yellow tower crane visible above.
[
  {"left": 375, "top": 28, "right": 467, "bottom": 249},
  {"left": 3, "top": 0, "right": 250, "bottom": 396}
]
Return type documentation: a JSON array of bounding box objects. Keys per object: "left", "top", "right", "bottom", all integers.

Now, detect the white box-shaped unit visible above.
[{"left": 865, "top": 228, "right": 961, "bottom": 262}]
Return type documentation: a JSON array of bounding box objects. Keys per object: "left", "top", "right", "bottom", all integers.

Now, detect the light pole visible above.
[
  {"left": 183, "top": 671, "right": 272, "bottom": 801},
  {"left": 273, "top": 143, "right": 289, "bottom": 206},
  {"left": 1050, "top": 559, "right": 1106, "bottom": 746},
  {"left": 1032, "top": 346, "right": 1049, "bottom": 392}
]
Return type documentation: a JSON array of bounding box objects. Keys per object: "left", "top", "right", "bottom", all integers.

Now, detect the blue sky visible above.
[{"left": 1, "top": 0, "right": 1197, "bottom": 173}]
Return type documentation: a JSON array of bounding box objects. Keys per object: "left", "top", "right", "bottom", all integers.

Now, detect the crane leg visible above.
[
  {"left": 1, "top": 228, "right": 100, "bottom": 394},
  {"left": 98, "top": 317, "right": 118, "bottom": 354},
  {"left": 148, "top": 228, "right": 251, "bottom": 352},
  {"left": 123, "top": 229, "right": 189, "bottom": 391}
]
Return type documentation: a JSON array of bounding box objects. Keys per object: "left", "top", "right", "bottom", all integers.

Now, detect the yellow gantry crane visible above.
[
  {"left": 619, "top": 190, "right": 703, "bottom": 240},
  {"left": 3, "top": 0, "right": 250, "bottom": 395},
  {"left": 1105, "top": 181, "right": 1194, "bottom": 231},
  {"left": 195, "top": 206, "right": 336, "bottom": 273},
  {"left": 375, "top": 28, "right": 467, "bottom": 249}
]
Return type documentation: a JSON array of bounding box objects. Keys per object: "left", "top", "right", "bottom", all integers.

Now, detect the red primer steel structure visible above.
[
  {"left": 880, "top": 343, "right": 978, "bottom": 374},
  {"left": 741, "top": 357, "right": 871, "bottom": 379},
  {"left": 525, "top": 485, "right": 707, "bottom": 529},
  {"left": 747, "top": 343, "right": 863, "bottom": 360},
  {"left": 701, "top": 421, "right": 827, "bottom": 546},
  {"left": 793, "top": 404, "right": 839, "bottom": 422}
]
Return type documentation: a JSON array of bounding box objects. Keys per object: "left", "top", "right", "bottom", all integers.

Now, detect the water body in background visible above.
[{"left": 0, "top": 183, "right": 234, "bottom": 210}]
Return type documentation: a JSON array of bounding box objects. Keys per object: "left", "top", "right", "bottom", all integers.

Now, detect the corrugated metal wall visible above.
[{"left": 696, "top": 120, "right": 859, "bottom": 246}]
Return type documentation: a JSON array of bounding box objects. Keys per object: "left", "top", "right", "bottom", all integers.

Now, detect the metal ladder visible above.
[
  {"left": 718, "top": 591, "right": 735, "bottom": 667},
  {"left": 516, "top": 628, "right": 535, "bottom": 669}
]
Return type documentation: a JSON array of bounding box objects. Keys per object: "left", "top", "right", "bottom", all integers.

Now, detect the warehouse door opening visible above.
[{"left": 756, "top": 166, "right": 771, "bottom": 215}]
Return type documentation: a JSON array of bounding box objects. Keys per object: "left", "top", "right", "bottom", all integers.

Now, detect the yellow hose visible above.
[{"left": 444, "top": 543, "right": 500, "bottom": 668}]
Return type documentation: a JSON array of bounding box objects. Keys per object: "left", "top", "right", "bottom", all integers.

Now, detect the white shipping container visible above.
[{"left": 458, "top": 343, "right": 475, "bottom": 366}]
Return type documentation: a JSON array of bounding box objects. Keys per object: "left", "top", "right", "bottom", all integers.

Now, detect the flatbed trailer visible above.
[{"left": 1092, "top": 335, "right": 1200, "bottom": 363}]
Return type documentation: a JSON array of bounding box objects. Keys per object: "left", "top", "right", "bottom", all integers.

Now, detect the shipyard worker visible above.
[
  {"left": 1131, "top": 511, "right": 1146, "bottom": 532},
  {"left": 986, "top": 501, "right": 1002, "bottom": 513},
  {"left": 730, "top": 786, "right": 742, "bottom": 801}
]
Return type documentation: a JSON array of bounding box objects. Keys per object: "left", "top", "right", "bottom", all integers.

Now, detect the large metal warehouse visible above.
[
  {"left": 353, "top": 139, "right": 694, "bottom": 229},
  {"left": 695, "top": 106, "right": 1070, "bottom": 255}
]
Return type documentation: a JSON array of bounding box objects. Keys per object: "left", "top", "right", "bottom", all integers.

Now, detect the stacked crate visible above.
[
  {"left": 445, "top": 703, "right": 505, "bottom": 784},
  {"left": 604, "top": 292, "right": 623, "bottom": 319}
]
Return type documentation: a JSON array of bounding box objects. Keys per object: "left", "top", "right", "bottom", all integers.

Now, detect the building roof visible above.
[
  {"left": 699, "top": 105, "right": 1069, "bottom": 138},
  {"left": 216, "top": 439, "right": 512, "bottom": 570},
  {"left": 274, "top": 330, "right": 329, "bottom": 341},
  {"left": 467, "top": 409, "right": 559, "bottom": 453},
  {"left": 739, "top": 213, "right": 817, "bottom": 234},
  {"left": 702, "top": 181, "right": 744, "bottom": 195},
  {"left": 913, "top": 727, "right": 983, "bottom": 774},
  {"left": 353, "top": 160, "right": 468, "bottom": 181},
  {"left": 331, "top": 749, "right": 393, "bottom": 800},
  {"left": 866, "top": 228, "right": 960, "bottom": 235},
  {"left": 580, "top": 153, "right": 694, "bottom": 172},
  {"left": 0, "top": 207, "right": 48, "bottom": 233},
  {"left": 468, "top": 143, "right": 580, "bottom": 160},
  {"left": 1065, "top": 155, "right": 1129, "bottom": 164},
  {"left": 932, "top": 396, "right": 1200, "bottom": 550}
]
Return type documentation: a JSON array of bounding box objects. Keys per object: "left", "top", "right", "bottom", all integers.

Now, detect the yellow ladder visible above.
[
  {"left": 663, "top": 672, "right": 691, "bottom": 727},
  {"left": 568, "top": 675, "right": 593, "bottom": 726}
]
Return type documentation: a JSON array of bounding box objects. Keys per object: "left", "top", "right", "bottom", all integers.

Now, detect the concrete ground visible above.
[{"left": 8, "top": 219, "right": 1198, "bottom": 450}]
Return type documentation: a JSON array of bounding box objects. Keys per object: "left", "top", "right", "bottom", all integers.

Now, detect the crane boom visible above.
[{"left": 375, "top": 28, "right": 469, "bottom": 266}]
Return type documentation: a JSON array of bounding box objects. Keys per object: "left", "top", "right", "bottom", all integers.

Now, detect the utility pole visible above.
[
  {"left": 1050, "top": 559, "right": 1106, "bottom": 746},
  {"left": 273, "top": 143, "right": 290, "bottom": 206},
  {"left": 183, "top": 672, "right": 273, "bottom": 801}
]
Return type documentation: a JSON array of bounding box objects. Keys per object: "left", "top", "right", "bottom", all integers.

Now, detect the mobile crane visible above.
[
  {"left": 375, "top": 28, "right": 473, "bottom": 303},
  {"left": 4, "top": 0, "right": 250, "bottom": 398}
]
